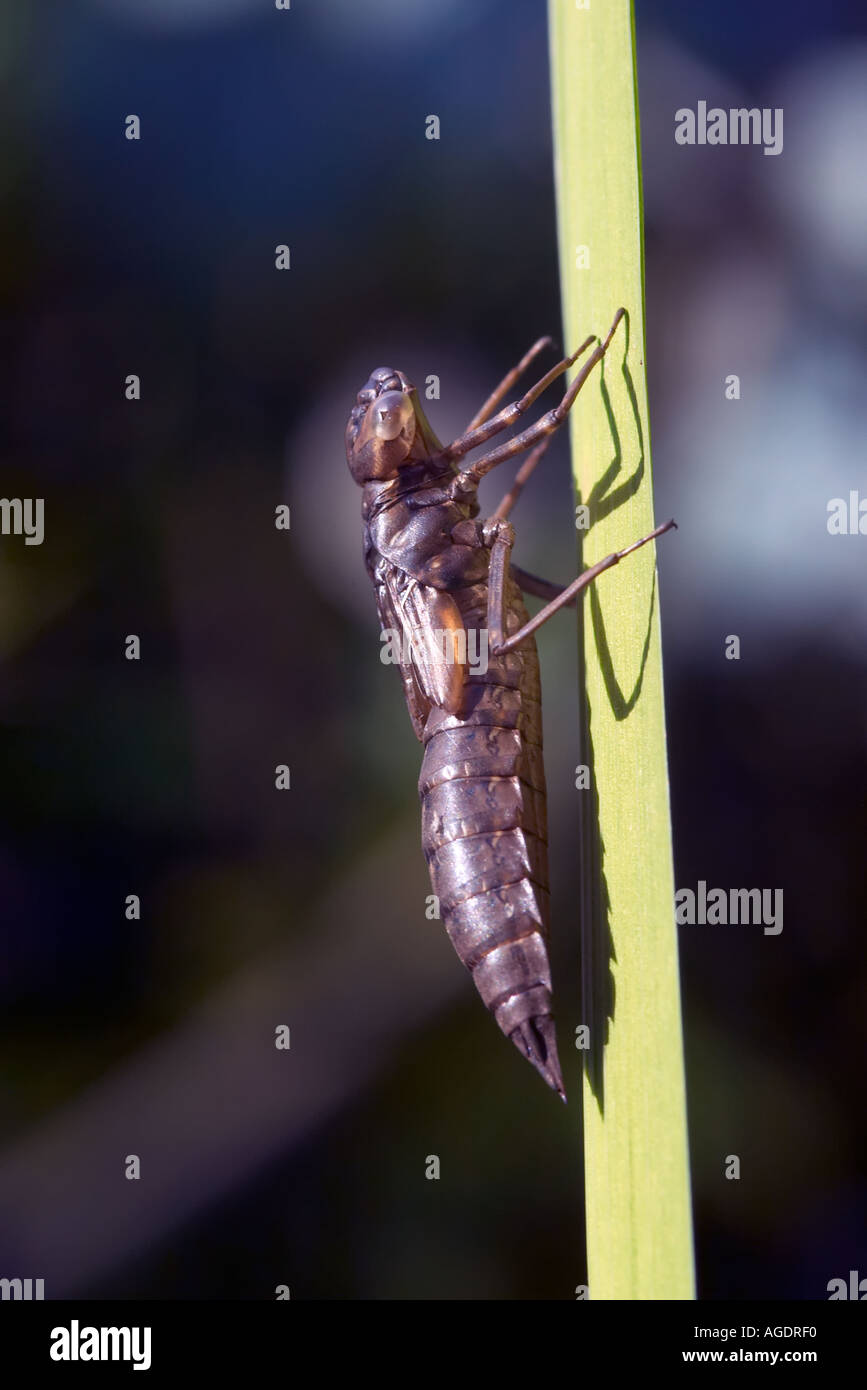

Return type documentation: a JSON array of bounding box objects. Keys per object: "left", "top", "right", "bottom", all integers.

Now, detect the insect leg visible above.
[
  {"left": 510, "top": 564, "right": 576, "bottom": 606},
  {"left": 438, "top": 334, "right": 598, "bottom": 463},
  {"left": 457, "top": 308, "right": 625, "bottom": 488},
  {"left": 464, "top": 336, "right": 554, "bottom": 432},
  {"left": 492, "top": 437, "right": 552, "bottom": 520},
  {"left": 490, "top": 519, "right": 678, "bottom": 655},
  {"left": 487, "top": 528, "right": 577, "bottom": 625}
]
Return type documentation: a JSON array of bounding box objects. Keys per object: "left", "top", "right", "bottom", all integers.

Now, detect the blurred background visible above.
[{"left": 1, "top": 0, "right": 865, "bottom": 1300}]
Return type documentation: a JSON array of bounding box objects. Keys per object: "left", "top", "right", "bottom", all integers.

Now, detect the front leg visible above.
[
  {"left": 438, "top": 337, "right": 595, "bottom": 464},
  {"left": 459, "top": 308, "right": 626, "bottom": 490}
]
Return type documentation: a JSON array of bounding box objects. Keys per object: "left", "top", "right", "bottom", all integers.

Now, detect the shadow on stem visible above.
[{"left": 575, "top": 309, "right": 659, "bottom": 1111}]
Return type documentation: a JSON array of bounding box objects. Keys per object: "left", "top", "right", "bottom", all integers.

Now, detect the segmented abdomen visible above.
[{"left": 418, "top": 575, "right": 564, "bottom": 1095}]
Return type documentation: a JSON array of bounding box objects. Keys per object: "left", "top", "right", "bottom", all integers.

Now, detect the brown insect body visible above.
[
  {"left": 345, "top": 320, "right": 675, "bottom": 1101},
  {"left": 419, "top": 575, "right": 558, "bottom": 1092},
  {"left": 347, "top": 367, "right": 563, "bottom": 1098}
]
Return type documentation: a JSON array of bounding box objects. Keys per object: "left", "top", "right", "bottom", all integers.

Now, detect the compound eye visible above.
[{"left": 372, "top": 390, "right": 413, "bottom": 441}]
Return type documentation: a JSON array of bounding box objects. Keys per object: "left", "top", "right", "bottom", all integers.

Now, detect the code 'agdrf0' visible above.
[{"left": 345, "top": 310, "right": 675, "bottom": 1099}]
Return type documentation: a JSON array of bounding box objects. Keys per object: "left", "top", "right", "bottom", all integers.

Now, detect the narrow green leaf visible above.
[{"left": 548, "top": 0, "right": 695, "bottom": 1299}]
